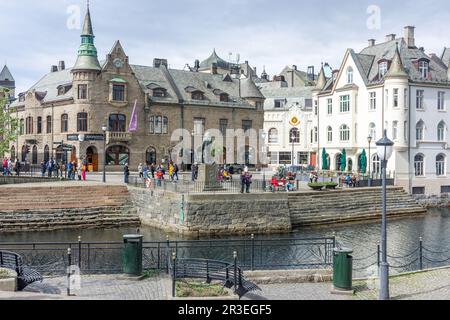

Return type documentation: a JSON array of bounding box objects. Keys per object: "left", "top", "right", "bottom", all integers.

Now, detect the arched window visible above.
[
  {"left": 335, "top": 153, "right": 342, "bottom": 171},
  {"left": 19, "top": 119, "right": 24, "bottom": 135},
  {"left": 372, "top": 154, "right": 381, "bottom": 175},
  {"left": 106, "top": 145, "right": 130, "bottom": 165},
  {"left": 61, "top": 114, "right": 68, "bottom": 133},
  {"left": 327, "top": 126, "right": 333, "bottom": 142},
  {"left": 26, "top": 117, "right": 33, "bottom": 134},
  {"left": 10, "top": 146, "right": 16, "bottom": 161},
  {"left": 109, "top": 114, "right": 126, "bottom": 132},
  {"left": 369, "top": 123, "right": 376, "bottom": 141},
  {"left": 290, "top": 128, "right": 300, "bottom": 143},
  {"left": 77, "top": 112, "right": 88, "bottom": 132},
  {"left": 268, "top": 128, "right": 278, "bottom": 144},
  {"left": 44, "top": 145, "right": 50, "bottom": 163},
  {"left": 416, "top": 120, "right": 424, "bottom": 141},
  {"left": 414, "top": 154, "right": 424, "bottom": 176},
  {"left": 146, "top": 147, "right": 157, "bottom": 165},
  {"left": 340, "top": 124, "right": 350, "bottom": 141},
  {"left": 21, "top": 145, "right": 27, "bottom": 162},
  {"left": 346, "top": 67, "right": 354, "bottom": 84},
  {"left": 46, "top": 116, "right": 52, "bottom": 134},
  {"left": 37, "top": 117, "right": 42, "bottom": 134},
  {"left": 437, "top": 121, "right": 446, "bottom": 142},
  {"left": 436, "top": 154, "right": 446, "bottom": 176},
  {"left": 32, "top": 145, "right": 38, "bottom": 165}
]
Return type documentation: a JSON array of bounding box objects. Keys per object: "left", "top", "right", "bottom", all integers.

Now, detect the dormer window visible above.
[
  {"left": 418, "top": 60, "right": 429, "bottom": 78},
  {"left": 192, "top": 92, "right": 204, "bottom": 100},
  {"left": 379, "top": 61, "right": 389, "bottom": 78},
  {"left": 18, "top": 94, "right": 25, "bottom": 103},
  {"left": 346, "top": 67, "right": 354, "bottom": 84},
  {"left": 213, "top": 89, "right": 229, "bottom": 102},
  {"left": 153, "top": 89, "right": 166, "bottom": 98}
]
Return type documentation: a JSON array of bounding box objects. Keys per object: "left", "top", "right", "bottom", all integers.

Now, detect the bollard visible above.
[
  {"left": 166, "top": 235, "right": 170, "bottom": 274},
  {"left": 419, "top": 237, "right": 423, "bottom": 270},
  {"left": 251, "top": 234, "right": 255, "bottom": 271},
  {"left": 172, "top": 251, "right": 177, "bottom": 297},
  {"left": 233, "top": 251, "right": 237, "bottom": 294},
  {"left": 78, "top": 236, "right": 82, "bottom": 270},
  {"left": 67, "top": 248, "right": 72, "bottom": 296}
]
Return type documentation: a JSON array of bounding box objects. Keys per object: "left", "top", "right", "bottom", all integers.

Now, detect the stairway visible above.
[
  {"left": 288, "top": 187, "right": 427, "bottom": 228},
  {"left": 0, "top": 184, "right": 140, "bottom": 232}
]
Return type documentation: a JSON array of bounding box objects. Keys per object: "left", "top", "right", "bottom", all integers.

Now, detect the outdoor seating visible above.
[{"left": 0, "top": 250, "right": 43, "bottom": 291}]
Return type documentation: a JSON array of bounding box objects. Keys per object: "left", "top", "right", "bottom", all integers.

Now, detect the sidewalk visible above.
[{"left": 1, "top": 267, "right": 448, "bottom": 300}]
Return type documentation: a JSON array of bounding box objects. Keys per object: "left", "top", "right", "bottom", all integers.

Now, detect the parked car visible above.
[{"left": 225, "top": 164, "right": 246, "bottom": 175}]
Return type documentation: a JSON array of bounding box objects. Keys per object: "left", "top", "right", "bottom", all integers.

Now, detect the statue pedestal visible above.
[{"left": 198, "top": 164, "right": 223, "bottom": 192}]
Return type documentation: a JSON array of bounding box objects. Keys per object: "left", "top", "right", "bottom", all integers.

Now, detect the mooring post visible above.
[
  {"left": 233, "top": 251, "right": 237, "bottom": 294},
  {"left": 67, "top": 248, "right": 72, "bottom": 297},
  {"left": 419, "top": 237, "right": 423, "bottom": 270},
  {"left": 251, "top": 234, "right": 255, "bottom": 271},
  {"left": 78, "top": 236, "right": 82, "bottom": 270}
]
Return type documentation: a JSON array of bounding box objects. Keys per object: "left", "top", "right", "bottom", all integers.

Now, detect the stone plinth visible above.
[
  {"left": 0, "top": 268, "right": 17, "bottom": 292},
  {"left": 197, "top": 164, "right": 223, "bottom": 192}
]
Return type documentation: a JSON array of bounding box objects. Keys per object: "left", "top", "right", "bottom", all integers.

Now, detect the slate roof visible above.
[
  {"left": 199, "top": 50, "right": 230, "bottom": 70},
  {"left": 258, "top": 83, "right": 313, "bottom": 110},
  {"left": 0, "top": 65, "right": 14, "bottom": 82}
]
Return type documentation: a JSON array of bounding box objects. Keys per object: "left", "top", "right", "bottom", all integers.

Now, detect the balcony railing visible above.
[{"left": 106, "top": 131, "right": 132, "bottom": 143}]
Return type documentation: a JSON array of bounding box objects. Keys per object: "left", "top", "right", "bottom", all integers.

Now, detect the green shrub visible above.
[
  {"left": 308, "top": 183, "right": 324, "bottom": 190},
  {"left": 176, "top": 280, "right": 229, "bottom": 297}
]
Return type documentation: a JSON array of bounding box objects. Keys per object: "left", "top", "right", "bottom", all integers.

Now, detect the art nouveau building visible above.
[
  {"left": 8, "top": 6, "right": 264, "bottom": 171},
  {"left": 313, "top": 26, "right": 450, "bottom": 196}
]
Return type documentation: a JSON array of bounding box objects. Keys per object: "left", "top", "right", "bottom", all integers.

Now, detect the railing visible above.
[
  {"left": 107, "top": 131, "right": 132, "bottom": 142},
  {"left": 0, "top": 236, "right": 336, "bottom": 276}
]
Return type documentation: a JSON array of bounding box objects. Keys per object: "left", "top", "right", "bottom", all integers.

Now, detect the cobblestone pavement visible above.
[{"left": 0, "top": 268, "right": 448, "bottom": 300}]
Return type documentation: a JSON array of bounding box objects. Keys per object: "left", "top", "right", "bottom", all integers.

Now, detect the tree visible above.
[{"left": 0, "top": 87, "right": 18, "bottom": 157}]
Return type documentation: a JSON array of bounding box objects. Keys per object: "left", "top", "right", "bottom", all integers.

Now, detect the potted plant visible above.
[{"left": 308, "top": 183, "right": 324, "bottom": 191}]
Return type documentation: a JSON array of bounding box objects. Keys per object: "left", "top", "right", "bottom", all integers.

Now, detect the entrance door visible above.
[
  {"left": 310, "top": 152, "right": 317, "bottom": 167},
  {"left": 86, "top": 147, "right": 98, "bottom": 172}
]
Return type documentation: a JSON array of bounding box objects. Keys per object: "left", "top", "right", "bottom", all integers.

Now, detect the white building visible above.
[
  {"left": 259, "top": 70, "right": 317, "bottom": 168},
  {"left": 312, "top": 26, "right": 450, "bottom": 196}
]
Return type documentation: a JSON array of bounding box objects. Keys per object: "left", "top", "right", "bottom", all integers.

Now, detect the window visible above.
[
  {"left": 274, "top": 99, "right": 286, "bottom": 109},
  {"left": 436, "top": 154, "right": 446, "bottom": 176},
  {"left": 106, "top": 145, "right": 130, "bottom": 166},
  {"left": 418, "top": 60, "right": 429, "bottom": 78},
  {"left": 192, "top": 92, "right": 204, "bottom": 100},
  {"left": 78, "top": 84, "right": 87, "bottom": 100},
  {"left": 393, "top": 121, "right": 398, "bottom": 140},
  {"left": 77, "top": 112, "right": 88, "bottom": 132},
  {"left": 290, "top": 128, "right": 300, "bottom": 143},
  {"left": 44, "top": 145, "right": 50, "bottom": 163},
  {"left": 415, "top": 154, "right": 424, "bottom": 176},
  {"left": 404, "top": 89, "right": 408, "bottom": 109},
  {"left": 340, "top": 95, "right": 350, "bottom": 113},
  {"left": 268, "top": 152, "right": 278, "bottom": 165},
  {"left": 412, "top": 187, "right": 425, "bottom": 195},
  {"left": 112, "top": 85, "right": 125, "bottom": 101},
  {"left": 437, "top": 121, "right": 446, "bottom": 141},
  {"left": 146, "top": 147, "right": 157, "bottom": 165},
  {"left": 369, "top": 123, "right": 376, "bottom": 141},
  {"left": 416, "top": 90, "right": 424, "bottom": 109},
  {"left": 163, "top": 116, "right": 168, "bottom": 134},
  {"left": 61, "top": 114, "right": 68, "bottom": 133},
  {"left": 327, "top": 99, "right": 333, "bottom": 115},
  {"left": 441, "top": 186, "right": 450, "bottom": 193},
  {"left": 25, "top": 117, "right": 33, "bottom": 135},
  {"left": 298, "top": 152, "right": 309, "bottom": 165},
  {"left": 438, "top": 92, "right": 445, "bottom": 111},
  {"left": 18, "top": 119, "right": 24, "bottom": 135},
  {"left": 404, "top": 121, "right": 408, "bottom": 142},
  {"left": 416, "top": 121, "right": 424, "bottom": 141},
  {"left": 37, "top": 117, "right": 42, "bottom": 134},
  {"left": 109, "top": 114, "right": 126, "bottom": 132},
  {"left": 219, "top": 93, "right": 229, "bottom": 102},
  {"left": 268, "top": 128, "right": 278, "bottom": 144},
  {"left": 194, "top": 118, "right": 205, "bottom": 136},
  {"left": 379, "top": 61, "right": 388, "bottom": 78},
  {"left": 256, "top": 101, "right": 264, "bottom": 109},
  {"left": 46, "top": 116, "right": 52, "bottom": 134},
  {"left": 278, "top": 152, "right": 291, "bottom": 165},
  {"left": 153, "top": 89, "right": 166, "bottom": 98},
  {"left": 219, "top": 119, "right": 228, "bottom": 136},
  {"left": 369, "top": 92, "right": 376, "bottom": 110},
  {"left": 149, "top": 116, "right": 154, "bottom": 134},
  {"left": 385, "top": 89, "right": 389, "bottom": 108},
  {"left": 327, "top": 126, "right": 333, "bottom": 142},
  {"left": 242, "top": 120, "right": 252, "bottom": 132},
  {"left": 346, "top": 67, "right": 353, "bottom": 84},
  {"left": 19, "top": 95, "right": 25, "bottom": 103},
  {"left": 340, "top": 124, "right": 350, "bottom": 141},
  {"left": 372, "top": 154, "right": 381, "bottom": 175},
  {"left": 314, "top": 101, "right": 318, "bottom": 116},
  {"left": 32, "top": 145, "right": 38, "bottom": 165},
  {"left": 314, "top": 127, "right": 318, "bottom": 143},
  {"left": 393, "top": 88, "right": 399, "bottom": 108},
  {"left": 155, "top": 116, "right": 162, "bottom": 134}
]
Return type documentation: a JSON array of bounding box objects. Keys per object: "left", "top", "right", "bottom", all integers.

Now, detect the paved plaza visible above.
[{"left": 1, "top": 267, "right": 448, "bottom": 300}]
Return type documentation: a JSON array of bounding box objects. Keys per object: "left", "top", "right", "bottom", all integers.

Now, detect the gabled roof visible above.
[{"left": 0, "top": 65, "right": 14, "bottom": 82}]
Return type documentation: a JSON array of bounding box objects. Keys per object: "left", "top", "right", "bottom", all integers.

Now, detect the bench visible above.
[{"left": 0, "top": 250, "right": 43, "bottom": 291}]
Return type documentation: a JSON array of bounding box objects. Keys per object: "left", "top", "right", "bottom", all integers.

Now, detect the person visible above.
[
  {"left": 191, "top": 162, "right": 198, "bottom": 181},
  {"left": 81, "top": 162, "right": 87, "bottom": 181},
  {"left": 14, "top": 160, "right": 21, "bottom": 176},
  {"left": 47, "top": 158, "right": 54, "bottom": 178},
  {"left": 169, "top": 162, "right": 174, "bottom": 181},
  {"left": 240, "top": 171, "right": 252, "bottom": 194},
  {"left": 71, "top": 161, "right": 77, "bottom": 180},
  {"left": 8, "top": 159, "right": 13, "bottom": 176},
  {"left": 67, "top": 161, "right": 73, "bottom": 179},
  {"left": 173, "top": 163, "right": 179, "bottom": 181},
  {"left": 40, "top": 161, "right": 46, "bottom": 177},
  {"left": 2, "top": 158, "right": 8, "bottom": 176},
  {"left": 124, "top": 163, "right": 130, "bottom": 184},
  {"left": 60, "top": 161, "right": 66, "bottom": 179},
  {"left": 309, "top": 172, "right": 315, "bottom": 183},
  {"left": 156, "top": 167, "right": 164, "bottom": 186},
  {"left": 150, "top": 163, "right": 156, "bottom": 179},
  {"left": 345, "top": 174, "right": 351, "bottom": 188},
  {"left": 138, "top": 163, "right": 143, "bottom": 179},
  {"left": 286, "top": 180, "right": 295, "bottom": 192},
  {"left": 77, "top": 162, "right": 82, "bottom": 181},
  {"left": 270, "top": 176, "right": 279, "bottom": 192}
]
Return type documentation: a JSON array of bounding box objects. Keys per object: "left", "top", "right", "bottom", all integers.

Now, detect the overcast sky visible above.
[{"left": 2, "top": 0, "right": 450, "bottom": 94}]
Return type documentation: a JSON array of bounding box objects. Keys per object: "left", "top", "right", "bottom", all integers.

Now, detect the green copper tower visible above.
[{"left": 73, "top": 3, "right": 101, "bottom": 71}]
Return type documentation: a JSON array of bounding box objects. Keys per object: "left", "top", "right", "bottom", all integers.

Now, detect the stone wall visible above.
[
  {"left": 0, "top": 176, "right": 61, "bottom": 185},
  {"left": 413, "top": 193, "right": 450, "bottom": 208},
  {"left": 128, "top": 187, "right": 292, "bottom": 236}
]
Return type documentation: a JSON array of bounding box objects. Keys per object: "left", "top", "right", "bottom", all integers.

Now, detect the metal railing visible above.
[{"left": 0, "top": 236, "right": 336, "bottom": 275}]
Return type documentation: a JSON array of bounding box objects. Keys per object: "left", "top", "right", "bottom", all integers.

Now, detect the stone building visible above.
[
  {"left": 8, "top": 6, "right": 264, "bottom": 171},
  {"left": 313, "top": 26, "right": 450, "bottom": 196}
]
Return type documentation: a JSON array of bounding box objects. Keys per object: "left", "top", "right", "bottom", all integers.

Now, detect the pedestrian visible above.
[
  {"left": 169, "top": 162, "right": 174, "bottom": 181},
  {"left": 47, "top": 158, "right": 53, "bottom": 178},
  {"left": 40, "top": 161, "right": 46, "bottom": 177},
  {"left": 8, "top": 159, "right": 13, "bottom": 176},
  {"left": 71, "top": 161, "right": 77, "bottom": 180},
  {"left": 240, "top": 171, "right": 252, "bottom": 194},
  {"left": 2, "top": 158, "right": 8, "bottom": 176},
  {"left": 67, "top": 161, "right": 73, "bottom": 179},
  {"left": 14, "top": 160, "right": 21, "bottom": 176},
  {"left": 124, "top": 163, "right": 130, "bottom": 184},
  {"left": 150, "top": 162, "right": 156, "bottom": 179},
  {"left": 77, "top": 162, "right": 82, "bottom": 181},
  {"left": 191, "top": 162, "right": 198, "bottom": 181},
  {"left": 173, "top": 163, "right": 179, "bottom": 181},
  {"left": 60, "top": 161, "right": 66, "bottom": 179},
  {"left": 81, "top": 162, "right": 87, "bottom": 181},
  {"left": 138, "top": 163, "right": 143, "bottom": 179},
  {"left": 156, "top": 167, "right": 164, "bottom": 186}
]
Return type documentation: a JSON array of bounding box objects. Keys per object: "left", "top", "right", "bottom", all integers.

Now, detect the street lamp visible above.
[
  {"left": 375, "top": 129, "right": 394, "bottom": 301},
  {"left": 261, "top": 131, "right": 267, "bottom": 190},
  {"left": 367, "top": 135, "right": 373, "bottom": 187},
  {"left": 102, "top": 125, "right": 107, "bottom": 183},
  {"left": 291, "top": 132, "right": 296, "bottom": 167}
]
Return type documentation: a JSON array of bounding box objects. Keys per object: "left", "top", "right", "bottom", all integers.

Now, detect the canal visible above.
[{"left": 1, "top": 208, "right": 449, "bottom": 277}]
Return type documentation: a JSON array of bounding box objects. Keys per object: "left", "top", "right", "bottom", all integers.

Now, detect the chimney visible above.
[
  {"left": 51, "top": 65, "right": 58, "bottom": 73},
  {"left": 153, "top": 58, "right": 168, "bottom": 68},
  {"left": 368, "top": 39, "right": 376, "bottom": 47},
  {"left": 194, "top": 59, "right": 200, "bottom": 72},
  {"left": 404, "top": 26, "right": 415, "bottom": 48},
  {"left": 292, "top": 65, "right": 297, "bottom": 70},
  {"left": 419, "top": 47, "right": 425, "bottom": 52},
  {"left": 58, "top": 61, "right": 65, "bottom": 71},
  {"left": 211, "top": 62, "right": 218, "bottom": 74},
  {"left": 386, "top": 34, "right": 396, "bottom": 42}
]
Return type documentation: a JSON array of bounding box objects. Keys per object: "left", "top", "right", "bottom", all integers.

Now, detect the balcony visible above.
[{"left": 106, "top": 131, "right": 132, "bottom": 143}]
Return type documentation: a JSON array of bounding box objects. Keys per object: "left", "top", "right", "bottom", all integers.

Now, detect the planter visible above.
[
  {"left": 308, "top": 183, "right": 324, "bottom": 191},
  {"left": 325, "top": 183, "right": 338, "bottom": 190},
  {"left": 0, "top": 268, "right": 17, "bottom": 292}
]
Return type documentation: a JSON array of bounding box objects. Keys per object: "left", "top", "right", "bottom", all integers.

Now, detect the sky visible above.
[{"left": 2, "top": 0, "right": 450, "bottom": 94}]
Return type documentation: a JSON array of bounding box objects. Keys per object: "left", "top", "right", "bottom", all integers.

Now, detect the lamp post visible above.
[
  {"left": 375, "top": 129, "right": 394, "bottom": 300},
  {"left": 367, "top": 135, "right": 372, "bottom": 187},
  {"left": 261, "top": 131, "right": 267, "bottom": 190},
  {"left": 291, "top": 132, "right": 296, "bottom": 167},
  {"left": 102, "top": 125, "right": 107, "bottom": 183}
]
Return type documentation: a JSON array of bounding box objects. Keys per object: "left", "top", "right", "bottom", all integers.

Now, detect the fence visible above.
[{"left": 0, "top": 236, "right": 336, "bottom": 275}]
